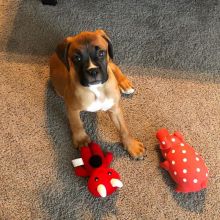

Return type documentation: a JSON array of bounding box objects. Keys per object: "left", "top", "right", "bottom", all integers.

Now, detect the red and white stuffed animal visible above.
[
  {"left": 72, "top": 142, "right": 123, "bottom": 197},
  {"left": 156, "top": 128, "right": 209, "bottom": 193}
]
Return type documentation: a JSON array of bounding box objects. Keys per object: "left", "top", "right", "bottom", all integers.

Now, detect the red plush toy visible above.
[
  {"left": 72, "top": 142, "right": 123, "bottom": 197},
  {"left": 156, "top": 128, "right": 209, "bottom": 193}
]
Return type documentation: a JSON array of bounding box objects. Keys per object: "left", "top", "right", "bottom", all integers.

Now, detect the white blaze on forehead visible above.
[{"left": 88, "top": 58, "right": 98, "bottom": 69}]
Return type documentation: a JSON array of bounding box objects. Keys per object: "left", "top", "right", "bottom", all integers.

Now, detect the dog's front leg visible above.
[
  {"left": 66, "top": 107, "right": 91, "bottom": 148},
  {"left": 109, "top": 62, "right": 134, "bottom": 95},
  {"left": 108, "top": 105, "right": 145, "bottom": 159}
]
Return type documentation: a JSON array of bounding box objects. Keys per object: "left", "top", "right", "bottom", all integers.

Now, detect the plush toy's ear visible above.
[
  {"left": 104, "top": 152, "right": 113, "bottom": 167},
  {"left": 56, "top": 39, "right": 71, "bottom": 71},
  {"left": 96, "top": 30, "right": 113, "bottom": 60}
]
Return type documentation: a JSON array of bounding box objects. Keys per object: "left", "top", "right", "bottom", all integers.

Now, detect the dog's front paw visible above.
[
  {"left": 124, "top": 138, "right": 146, "bottom": 159},
  {"left": 72, "top": 132, "right": 91, "bottom": 149},
  {"left": 119, "top": 78, "right": 135, "bottom": 95}
]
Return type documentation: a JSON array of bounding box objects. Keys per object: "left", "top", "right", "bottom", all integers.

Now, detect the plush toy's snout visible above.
[
  {"left": 88, "top": 168, "right": 123, "bottom": 197},
  {"left": 156, "top": 128, "right": 172, "bottom": 150}
]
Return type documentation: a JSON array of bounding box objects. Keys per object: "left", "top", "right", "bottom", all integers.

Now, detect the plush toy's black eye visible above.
[
  {"left": 95, "top": 177, "right": 99, "bottom": 182},
  {"left": 108, "top": 172, "right": 112, "bottom": 175},
  {"left": 73, "top": 54, "right": 81, "bottom": 63}
]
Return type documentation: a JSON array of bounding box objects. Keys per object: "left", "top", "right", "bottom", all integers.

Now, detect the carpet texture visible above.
[{"left": 1, "top": 0, "right": 220, "bottom": 219}]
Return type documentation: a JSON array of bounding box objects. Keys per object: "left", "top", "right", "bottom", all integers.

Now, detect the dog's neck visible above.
[
  {"left": 88, "top": 84, "right": 103, "bottom": 99},
  {"left": 86, "top": 84, "right": 114, "bottom": 112}
]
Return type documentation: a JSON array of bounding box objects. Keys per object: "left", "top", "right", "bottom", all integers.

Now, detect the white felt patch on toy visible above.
[{"left": 72, "top": 158, "right": 84, "bottom": 167}]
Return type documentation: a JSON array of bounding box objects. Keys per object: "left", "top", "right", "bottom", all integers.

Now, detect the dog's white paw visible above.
[{"left": 120, "top": 87, "right": 135, "bottom": 95}]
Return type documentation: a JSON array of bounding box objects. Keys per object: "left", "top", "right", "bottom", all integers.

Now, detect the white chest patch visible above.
[{"left": 86, "top": 85, "right": 114, "bottom": 112}]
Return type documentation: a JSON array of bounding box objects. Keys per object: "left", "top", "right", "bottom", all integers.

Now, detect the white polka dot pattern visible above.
[
  {"left": 157, "top": 128, "right": 209, "bottom": 193},
  {"left": 183, "top": 169, "right": 187, "bottom": 174},
  {"left": 183, "top": 178, "right": 187, "bottom": 182},
  {"left": 183, "top": 158, "right": 187, "bottom": 163},
  {"left": 193, "top": 179, "right": 198, "bottom": 183}
]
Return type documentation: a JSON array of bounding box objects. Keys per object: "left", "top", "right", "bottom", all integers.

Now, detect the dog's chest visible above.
[{"left": 86, "top": 85, "right": 114, "bottom": 112}]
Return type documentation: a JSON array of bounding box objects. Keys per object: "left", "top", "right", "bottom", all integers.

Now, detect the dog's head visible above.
[{"left": 56, "top": 30, "right": 113, "bottom": 87}]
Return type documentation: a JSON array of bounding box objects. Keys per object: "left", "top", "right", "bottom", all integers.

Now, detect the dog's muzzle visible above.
[
  {"left": 88, "top": 68, "right": 99, "bottom": 78},
  {"left": 85, "top": 67, "right": 108, "bottom": 86}
]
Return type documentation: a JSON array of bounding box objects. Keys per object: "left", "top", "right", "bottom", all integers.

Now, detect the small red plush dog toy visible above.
[
  {"left": 156, "top": 128, "right": 209, "bottom": 193},
  {"left": 72, "top": 142, "right": 123, "bottom": 197}
]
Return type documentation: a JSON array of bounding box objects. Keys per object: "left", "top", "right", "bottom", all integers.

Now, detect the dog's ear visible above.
[
  {"left": 96, "top": 30, "right": 113, "bottom": 60},
  {"left": 56, "top": 39, "right": 71, "bottom": 71}
]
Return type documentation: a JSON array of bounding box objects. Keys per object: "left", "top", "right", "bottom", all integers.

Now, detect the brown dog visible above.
[{"left": 49, "top": 30, "right": 145, "bottom": 159}]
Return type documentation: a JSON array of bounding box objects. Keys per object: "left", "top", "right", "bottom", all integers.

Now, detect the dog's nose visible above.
[{"left": 88, "top": 68, "right": 99, "bottom": 78}]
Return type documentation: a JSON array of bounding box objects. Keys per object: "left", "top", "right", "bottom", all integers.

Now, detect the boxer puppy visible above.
[{"left": 50, "top": 30, "right": 145, "bottom": 159}]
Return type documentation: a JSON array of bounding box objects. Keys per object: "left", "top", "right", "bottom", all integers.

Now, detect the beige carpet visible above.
[{"left": 1, "top": 0, "right": 220, "bottom": 219}]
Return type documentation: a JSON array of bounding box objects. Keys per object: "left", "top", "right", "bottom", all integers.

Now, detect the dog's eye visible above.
[
  {"left": 73, "top": 54, "right": 81, "bottom": 63},
  {"left": 97, "top": 50, "right": 105, "bottom": 59}
]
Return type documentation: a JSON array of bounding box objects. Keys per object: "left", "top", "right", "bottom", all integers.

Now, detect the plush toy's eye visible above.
[
  {"left": 95, "top": 177, "right": 99, "bottom": 182},
  {"left": 108, "top": 172, "right": 112, "bottom": 175}
]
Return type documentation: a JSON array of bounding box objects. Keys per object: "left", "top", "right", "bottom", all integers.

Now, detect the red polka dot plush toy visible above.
[
  {"left": 156, "top": 128, "right": 209, "bottom": 193},
  {"left": 72, "top": 142, "right": 123, "bottom": 198}
]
